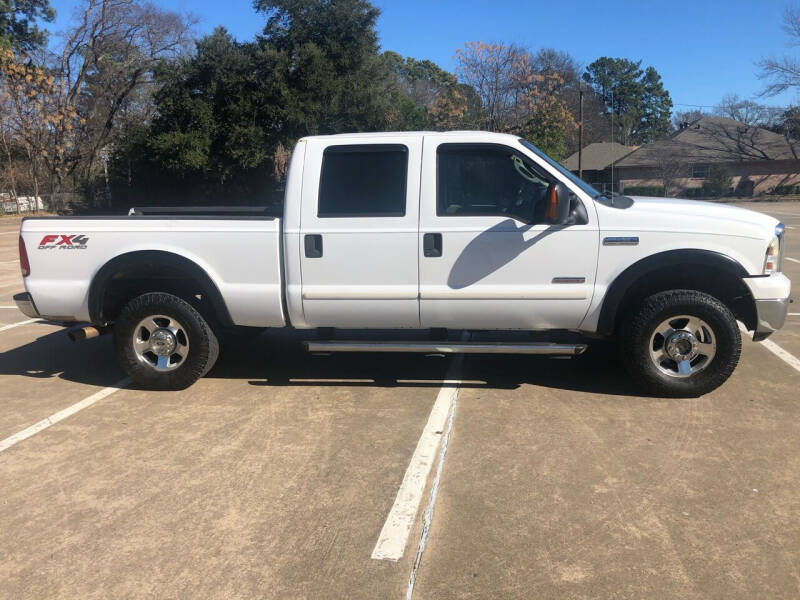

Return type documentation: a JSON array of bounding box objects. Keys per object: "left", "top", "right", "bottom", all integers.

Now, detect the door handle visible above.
[
  {"left": 423, "top": 233, "right": 442, "bottom": 257},
  {"left": 304, "top": 234, "right": 323, "bottom": 258}
]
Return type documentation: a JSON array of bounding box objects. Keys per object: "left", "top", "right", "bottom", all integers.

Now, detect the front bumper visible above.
[
  {"left": 13, "top": 292, "right": 40, "bottom": 319},
  {"left": 743, "top": 273, "right": 792, "bottom": 341},
  {"left": 753, "top": 298, "right": 790, "bottom": 341}
]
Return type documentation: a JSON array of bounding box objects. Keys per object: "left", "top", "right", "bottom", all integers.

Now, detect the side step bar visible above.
[{"left": 305, "top": 341, "right": 587, "bottom": 355}]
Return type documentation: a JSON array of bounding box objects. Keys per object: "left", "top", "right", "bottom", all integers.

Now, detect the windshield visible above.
[{"left": 518, "top": 139, "right": 601, "bottom": 198}]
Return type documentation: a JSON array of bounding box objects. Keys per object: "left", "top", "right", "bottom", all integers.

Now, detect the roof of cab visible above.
[{"left": 298, "top": 130, "right": 521, "bottom": 142}]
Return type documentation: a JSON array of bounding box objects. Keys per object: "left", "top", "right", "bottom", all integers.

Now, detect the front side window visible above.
[
  {"left": 318, "top": 145, "right": 408, "bottom": 217},
  {"left": 437, "top": 144, "right": 552, "bottom": 223}
]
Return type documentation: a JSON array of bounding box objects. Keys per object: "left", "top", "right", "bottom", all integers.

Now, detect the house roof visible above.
[
  {"left": 615, "top": 116, "right": 799, "bottom": 167},
  {"left": 562, "top": 142, "right": 637, "bottom": 171}
]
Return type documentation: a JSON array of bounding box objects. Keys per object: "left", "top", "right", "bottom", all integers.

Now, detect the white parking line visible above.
[
  {"left": 0, "top": 231, "right": 19, "bottom": 235},
  {"left": 371, "top": 353, "right": 465, "bottom": 561},
  {"left": 785, "top": 257, "right": 800, "bottom": 264},
  {"left": 0, "top": 306, "right": 19, "bottom": 309},
  {"left": 405, "top": 375, "right": 459, "bottom": 600},
  {"left": 0, "top": 379, "right": 130, "bottom": 454},
  {"left": 0, "top": 318, "right": 40, "bottom": 332},
  {"left": 740, "top": 323, "right": 800, "bottom": 374}
]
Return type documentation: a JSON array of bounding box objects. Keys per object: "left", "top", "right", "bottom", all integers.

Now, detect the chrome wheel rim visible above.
[
  {"left": 132, "top": 314, "right": 189, "bottom": 372},
  {"left": 648, "top": 315, "right": 716, "bottom": 378}
]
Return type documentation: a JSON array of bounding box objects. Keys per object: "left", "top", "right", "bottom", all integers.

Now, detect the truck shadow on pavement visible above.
[
  {"left": 0, "top": 325, "right": 649, "bottom": 398},
  {"left": 0, "top": 322, "right": 124, "bottom": 388},
  {"left": 210, "top": 331, "right": 649, "bottom": 398}
]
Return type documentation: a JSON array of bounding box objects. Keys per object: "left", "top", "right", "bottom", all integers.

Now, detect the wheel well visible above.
[
  {"left": 597, "top": 250, "right": 758, "bottom": 336},
  {"left": 89, "top": 251, "right": 233, "bottom": 328},
  {"left": 607, "top": 264, "right": 756, "bottom": 335}
]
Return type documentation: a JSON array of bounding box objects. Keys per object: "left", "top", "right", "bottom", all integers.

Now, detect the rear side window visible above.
[{"left": 318, "top": 145, "right": 408, "bottom": 217}]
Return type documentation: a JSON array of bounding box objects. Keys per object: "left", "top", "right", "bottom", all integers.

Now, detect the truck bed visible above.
[{"left": 20, "top": 212, "right": 286, "bottom": 327}]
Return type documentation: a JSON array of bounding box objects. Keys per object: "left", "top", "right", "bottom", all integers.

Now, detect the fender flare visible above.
[
  {"left": 88, "top": 250, "right": 233, "bottom": 326},
  {"left": 596, "top": 249, "right": 750, "bottom": 336}
]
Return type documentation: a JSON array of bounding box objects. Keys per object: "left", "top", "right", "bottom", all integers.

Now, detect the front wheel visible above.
[
  {"left": 618, "top": 290, "right": 741, "bottom": 397},
  {"left": 114, "top": 292, "right": 219, "bottom": 390}
]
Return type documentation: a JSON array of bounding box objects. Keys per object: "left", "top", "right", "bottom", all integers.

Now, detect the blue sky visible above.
[{"left": 48, "top": 0, "right": 799, "bottom": 109}]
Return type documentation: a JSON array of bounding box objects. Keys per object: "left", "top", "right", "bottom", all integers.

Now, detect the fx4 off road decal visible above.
[{"left": 38, "top": 234, "right": 90, "bottom": 250}]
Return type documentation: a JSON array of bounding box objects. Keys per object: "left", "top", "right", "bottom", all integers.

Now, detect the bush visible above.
[
  {"left": 622, "top": 186, "right": 664, "bottom": 196},
  {"left": 679, "top": 187, "right": 708, "bottom": 198},
  {"left": 770, "top": 184, "right": 800, "bottom": 195},
  {"left": 703, "top": 164, "right": 733, "bottom": 197}
]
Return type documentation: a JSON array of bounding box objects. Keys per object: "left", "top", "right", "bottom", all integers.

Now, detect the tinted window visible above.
[
  {"left": 437, "top": 144, "right": 552, "bottom": 223},
  {"left": 318, "top": 145, "right": 408, "bottom": 217}
]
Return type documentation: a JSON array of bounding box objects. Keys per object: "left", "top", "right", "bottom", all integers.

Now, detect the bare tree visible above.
[
  {"left": 672, "top": 108, "right": 706, "bottom": 129},
  {"left": 758, "top": 6, "right": 800, "bottom": 96},
  {"left": 1, "top": 0, "right": 195, "bottom": 210},
  {"left": 715, "top": 94, "right": 780, "bottom": 127},
  {"left": 454, "top": 41, "right": 576, "bottom": 157},
  {"left": 455, "top": 41, "right": 529, "bottom": 131},
  {"left": 529, "top": 48, "right": 582, "bottom": 85},
  {"left": 54, "top": 0, "right": 195, "bottom": 206},
  {"left": 692, "top": 118, "right": 797, "bottom": 160},
  {"left": 652, "top": 144, "right": 689, "bottom": 196}
]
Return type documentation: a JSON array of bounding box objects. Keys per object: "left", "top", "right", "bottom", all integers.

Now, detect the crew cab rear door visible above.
[
  {"left": 418, "top": 137, "right": 599, "bottom": 330},
  {"left": 299, "top": 136, "right": 422, "bottom": 328}
]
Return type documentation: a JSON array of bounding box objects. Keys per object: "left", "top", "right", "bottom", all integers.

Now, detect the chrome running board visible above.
[{"left": 305, "top": 341, "right": 588, "bottom": 355}]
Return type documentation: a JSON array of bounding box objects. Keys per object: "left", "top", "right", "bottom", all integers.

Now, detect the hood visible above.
[{"left": 602, "top": 196, "right": 779, "bottom": 240}]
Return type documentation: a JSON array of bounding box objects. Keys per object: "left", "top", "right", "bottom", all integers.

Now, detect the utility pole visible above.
[{"left": 578, "top": 89, "right": 584, "bottom": 180}]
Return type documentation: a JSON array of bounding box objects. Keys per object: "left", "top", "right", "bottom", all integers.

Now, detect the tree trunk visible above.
[
  {"left": 1, "top": 131, "right": 19, "bottom": 213},
  {"left": 25, "top": 146, "right": 40, "bottom": 214}
]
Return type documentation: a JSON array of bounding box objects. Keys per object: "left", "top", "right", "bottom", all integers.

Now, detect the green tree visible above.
[
  {"left": 639, "top": 66, "right": 673, "bottom": 141},
  {"left": 703, "top": 164, "right": 733, "bottom": 197},
  {"left": 381, "top": 51, "right": 478, "bottom": 130},
  {"left": 253, "top": 0, "right": 395, "bottom": 136},
  {"left": 115, "top": 0, "right": 425, "bottom": 205},
  {"left": 582, "top": 57, "right": 672, "bottom": 144},
  {"left": 0, "top": 0, "right": 55, "bottom": 55},
  {"left": 112, "top": 27, "right": 284, "bottom": 204}
]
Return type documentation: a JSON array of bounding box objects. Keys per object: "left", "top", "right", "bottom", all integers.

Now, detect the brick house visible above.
[
  {"left": 612, "top": 117, "right": 800, "bottom": 197},
  {"left": 562, "top": 142, "right": 637, "bottom": 193}
]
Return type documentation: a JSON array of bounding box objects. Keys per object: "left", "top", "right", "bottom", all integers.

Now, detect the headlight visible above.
[{"left": 763, "top": 223, "right": 785, "bottom": 274}]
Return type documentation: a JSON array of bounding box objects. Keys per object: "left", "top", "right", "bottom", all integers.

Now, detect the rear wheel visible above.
[
  {"left": 618, "top": 290, "right": 741, "bottom": 397},
  {"left": 114, "top": 292, "right": 219, "bottom": 390}
]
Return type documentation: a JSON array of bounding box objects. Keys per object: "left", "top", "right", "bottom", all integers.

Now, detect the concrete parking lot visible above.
[{"left": 1, "top": 204, "right": 799, "bottom": 599}]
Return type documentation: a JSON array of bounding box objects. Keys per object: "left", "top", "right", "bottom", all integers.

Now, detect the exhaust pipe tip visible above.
[{"left": 67, "top": 325, "right": 109, "bottom": 342}]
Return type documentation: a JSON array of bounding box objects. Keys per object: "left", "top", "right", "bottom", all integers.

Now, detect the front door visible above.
[
  {"left": 418, "top": 139, "right": 599, "bottom": 330},
  {"left": 299, "top": 136, "right": 422, "bottom": 328}
]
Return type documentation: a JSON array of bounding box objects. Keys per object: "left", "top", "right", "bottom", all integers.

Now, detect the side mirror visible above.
[{"left": 545, "top": 182, "right": 571, "bottom": 224}]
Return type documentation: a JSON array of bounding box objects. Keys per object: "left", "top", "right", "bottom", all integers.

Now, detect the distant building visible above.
[
  {"left": 613, "top": 117, "right": 800, "bottom": 197},
  {"left": 562, "top": 142, "right": 637, "bottom": 193}
]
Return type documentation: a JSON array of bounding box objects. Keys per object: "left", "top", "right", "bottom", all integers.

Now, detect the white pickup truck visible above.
[{"left": 15, "top": 131, "right": 791, "bottom": 396}]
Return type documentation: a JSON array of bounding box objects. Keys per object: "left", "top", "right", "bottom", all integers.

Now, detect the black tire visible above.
[
  {"left": 618, "top": 290, "right": 741, "bottom": 398},
  {"left": 114, "top": 292, "right": 219, "bottom": 390}
]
